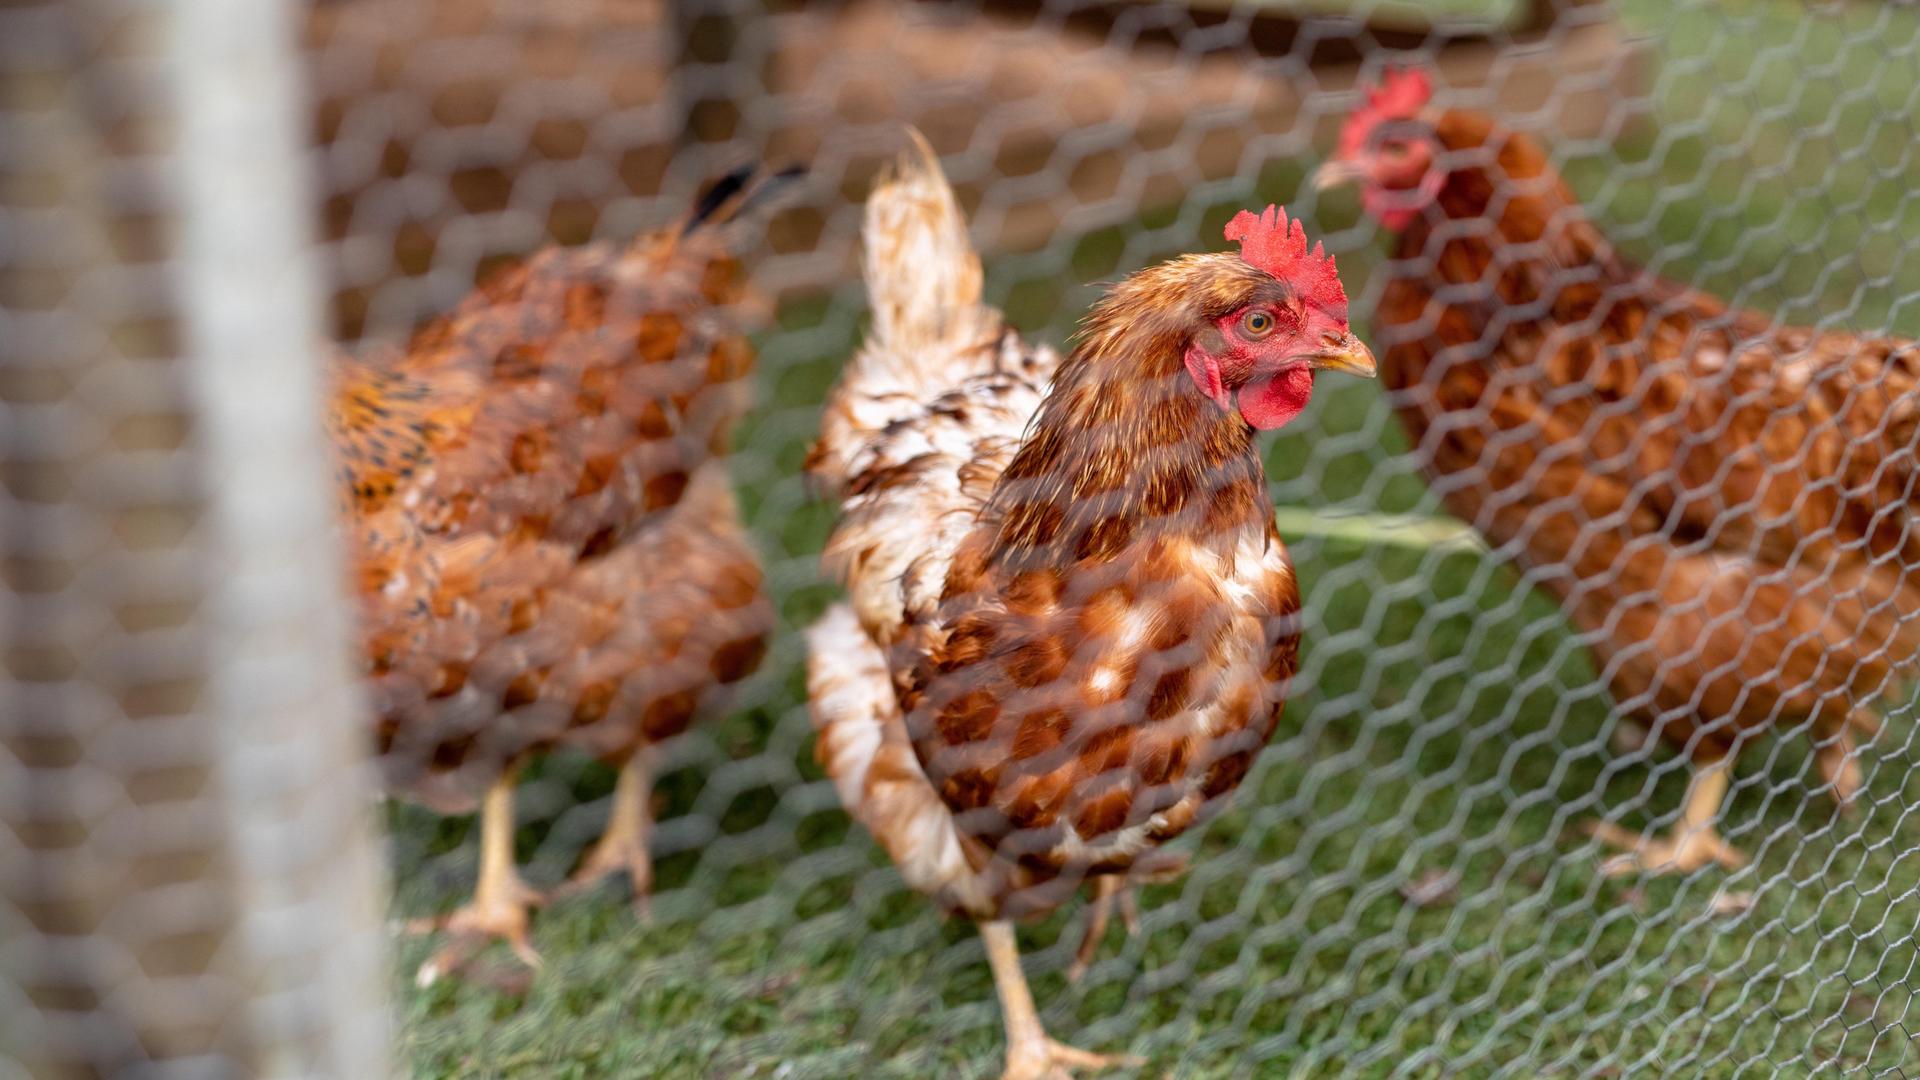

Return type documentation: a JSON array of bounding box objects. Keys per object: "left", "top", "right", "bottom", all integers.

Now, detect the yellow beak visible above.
[
  {"left": 1304, "top": 331, "right": 1378, "bottom": 379},
  {"left": 1311, "top": 159, "right": 1366, "bottom": 192}
]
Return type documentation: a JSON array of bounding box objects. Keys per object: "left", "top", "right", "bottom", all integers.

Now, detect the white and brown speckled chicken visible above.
[
  {"left": 804, "top": 133, "right": 1375, "bottom": 1079},
  {"left": 332, "top": 167, "right": 791, "bottom": 983}
]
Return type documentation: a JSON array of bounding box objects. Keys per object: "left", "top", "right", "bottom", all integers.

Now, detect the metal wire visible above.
[
  {"left": 3, "top": 0, "right": 388, "bottom": 1077},
  {"left": 7, "top": 0, "right": 1920, "bottom": 1075}
]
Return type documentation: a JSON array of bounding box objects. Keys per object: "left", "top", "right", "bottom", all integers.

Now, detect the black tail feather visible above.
[
  {"left": 683, "top": 164, "right": 758, "bottom": 235},
  {"left": 734, "top": 164, "right": 806, "bottom": 221},
  {"left": 682, "top": 162, "right": 807, "bottom": 237}
]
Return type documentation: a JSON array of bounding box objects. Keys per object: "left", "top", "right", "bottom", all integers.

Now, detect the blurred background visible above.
[{"left": 6, "top": 0, "right": 1920, "bottom": 1076}]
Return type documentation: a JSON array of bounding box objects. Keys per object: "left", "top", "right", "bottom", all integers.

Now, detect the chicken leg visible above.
[
  {"left": 1067, "top": 878, "right": 1124, "bottom": 983},
  {"left": 981, "top": 920, "right": 1142, "bottom": 1080},
  {"left": 1585, "top": 758, "right": 1746, "bottom": 876},
  {"left": 1067, "top": 851, "right": 1190, "bottom": 981},
  {"left": 1817, "top": 711, "right": 1879, "bottom": 812},
  {"left": 406, "top": 766, "right": 544, "bottom": 985},
  {"left": 556, "top": 752, "right": 656, "bottom": 917}
]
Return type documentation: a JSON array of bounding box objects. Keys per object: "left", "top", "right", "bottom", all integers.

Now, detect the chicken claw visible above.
[
  {"left": 984, "top": 920, "right": 1141, "bottom": 1078},
  {"left": 405, "top": 770, "right": 544, "bottom": 986},
  {"left": 405, "top": 879, "right": 545, "bottom": 987},
  {"left": 1586, "top": 820, "right": 1747, "bottom": 877},
  {"left": 1584, "top": 759, "right": 1745, "bottom": 877},
  {"left": 1003, "top": 1037, "right": 1145, "bottom": 1080},
  {"left": 552, "top": 754, "right": 656, "bottom": 919}
]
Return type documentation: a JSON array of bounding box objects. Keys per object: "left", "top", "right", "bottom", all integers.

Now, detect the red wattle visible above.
[{"left": 1237, "top": 365, "right": 1314, "bottom": 430}]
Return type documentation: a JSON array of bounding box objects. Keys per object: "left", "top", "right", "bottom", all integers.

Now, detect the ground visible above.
[{"left": 389, "top": 1, "right": 1920, "bottom": 1074}]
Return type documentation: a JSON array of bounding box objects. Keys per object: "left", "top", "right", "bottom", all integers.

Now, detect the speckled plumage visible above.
[
  {"left": 804, "top": 140, "right": 1305, "bottom": 925},
  {"left": 334, "top": 171, "right": 786, "bottom": 980},
  {"left": 1342, "top": 95, "right": 1920, "bottom": 869},
  {"left": 334, "top": 205, "right": 771, "bottom": 813},
  {"left": 807, "top": 135, "right": 1376, "bottom": 1078}
]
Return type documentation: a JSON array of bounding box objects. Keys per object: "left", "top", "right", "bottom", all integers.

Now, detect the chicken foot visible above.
[
  {"left": 406, "top": 767, "right": 544, "bottom": 986},
  {"left": 555, "top": 752, "right": 656, "bottom": 917},
  {"left": 1585, "top": 758, "right": 1746, "bottom": 876},
  {"left": 982, "top": 920, "right": 1143, "bottom": 1080}
]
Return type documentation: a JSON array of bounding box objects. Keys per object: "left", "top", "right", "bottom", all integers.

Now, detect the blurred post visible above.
[{"left": 1, "top": 0, "right": 389, "bottom": 1077}]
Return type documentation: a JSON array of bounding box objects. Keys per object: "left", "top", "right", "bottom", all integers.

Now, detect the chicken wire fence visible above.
[
  {"left": 2, "top": 1, "right": 389, "bottom": 1077},
  {"left": 6, "top": 0, "right": 1920, "bottom": 1076}
]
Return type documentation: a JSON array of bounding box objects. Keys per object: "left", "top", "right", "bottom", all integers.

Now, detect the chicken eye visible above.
[{"left": 1242, "top": 310, "right": 1276, "bottom": 338}]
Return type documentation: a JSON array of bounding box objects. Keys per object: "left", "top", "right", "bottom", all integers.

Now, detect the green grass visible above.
[{"left": 391, "top": 2, "right": 1920, "bottom": 1075}]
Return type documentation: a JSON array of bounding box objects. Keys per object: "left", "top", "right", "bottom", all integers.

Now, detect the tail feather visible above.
[
  {"left": 861, "top": 128, "right": 990, "bottom": 359},
  {"left": 806, "top": 604, "right": 992, "bottom": 916},
  {"left": 680, "top": 162, "right": 806, "bottom": 238},
  {"left": 805, "top": 129, "right": 1010, "bottom": 493}
]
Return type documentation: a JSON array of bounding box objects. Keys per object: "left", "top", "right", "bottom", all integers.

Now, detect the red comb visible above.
[
  {"left": 1225, "top": 205, "right": 1347, "bottom": 319},
  {"left": 1337, "top": 67, "right": 1434, "bottom": 158}
]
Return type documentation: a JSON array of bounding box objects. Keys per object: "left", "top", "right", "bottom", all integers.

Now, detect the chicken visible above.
[
  {"left": 805, "top": 132, "right": 1376, "bottom": 1078},
  {"left": 1314, "top": 70, "right": 1920, "bottom": 875},
  {"left": 332, "top": 166, "right": 789, "bottom": 982}
]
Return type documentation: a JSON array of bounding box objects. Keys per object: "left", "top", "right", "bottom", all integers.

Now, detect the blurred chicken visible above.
[
  {"left": 333, "top": 166, "right": 790, "bottom": 982},
  {"left": 1316, "top": 71, "right": 1920, "bottom": 875},
  {"left": 806, "top": 132, "right": 1375, "bottom": 1078}
]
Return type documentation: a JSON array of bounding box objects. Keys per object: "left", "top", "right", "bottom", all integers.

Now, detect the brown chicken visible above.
[
  {"left": 1315, "top": 70, "right": 1920, "bottom": 875},
  {"left": 332, "top": 167, "right": 788, "bottom": 982},
  {"left": 805, "top": 133, "right": 1375, "bottom": 1078}
]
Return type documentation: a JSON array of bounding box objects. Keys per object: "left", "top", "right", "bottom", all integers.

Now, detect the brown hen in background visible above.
[
  {"left": 1316, "top": 70, "right": 1920, "bottom": 875},
  {"left": 331, "top": 167, "right": 790, "bottom": 982}
]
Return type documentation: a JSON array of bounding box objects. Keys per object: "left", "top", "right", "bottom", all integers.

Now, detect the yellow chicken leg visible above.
[
  {"left": 1817, "top": 719, "right": 1868, "bottom": 812},
  {"left": 406, "top": 767, "right": 543, "bottom": 985},
  {"left": 982, "top": 920, "right": 1142, "bottom": 1080},
  {"left": 557, "top": 753, "right": 656, "bottom": 917},
  {"left": 1585, "top": 758, "right": 1746, "bottom": 876}
]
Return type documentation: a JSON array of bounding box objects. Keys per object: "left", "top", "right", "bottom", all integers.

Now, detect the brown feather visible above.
[
  {"left": 338, "top": 215, "right": 772, "bottom": 813},
  {"left": 1378, "top": 109, "right": 1920, "bottom": 771}
]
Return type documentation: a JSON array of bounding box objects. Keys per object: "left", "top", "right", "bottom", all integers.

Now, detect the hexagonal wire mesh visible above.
[
  {"left": 11, "top": 0, "right": 1920, "bottom": 1075},
  {"left": 3, "top": 0, "right": 389, "bottom": 1077}
]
